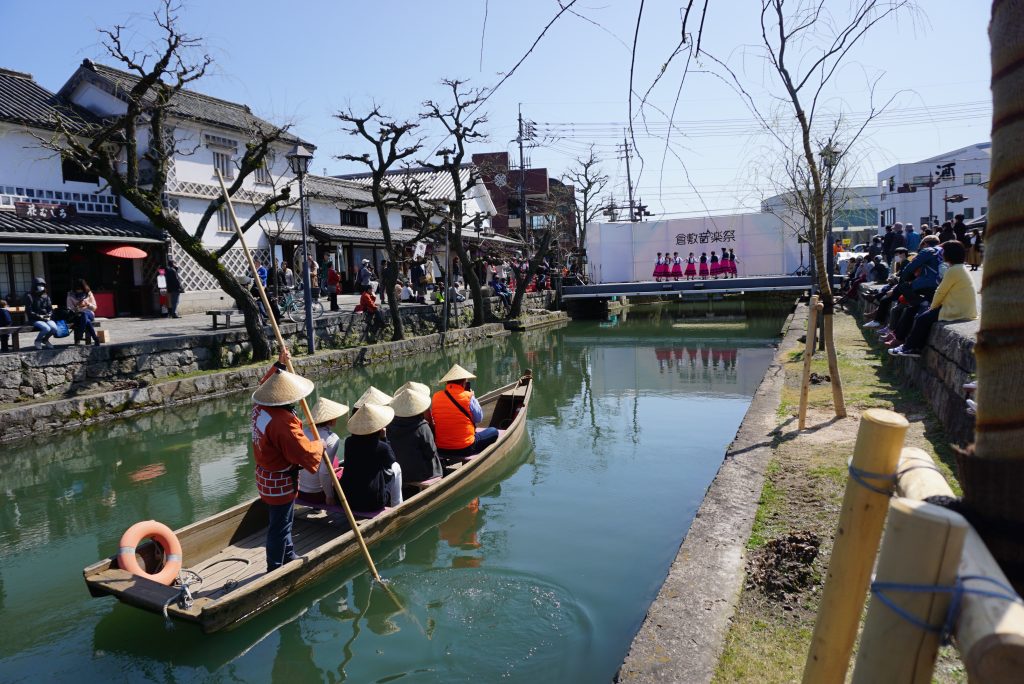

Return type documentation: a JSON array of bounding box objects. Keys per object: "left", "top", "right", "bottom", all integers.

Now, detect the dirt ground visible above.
[{"left": 712, "top": 307, "right": 967, "bottom": 683}]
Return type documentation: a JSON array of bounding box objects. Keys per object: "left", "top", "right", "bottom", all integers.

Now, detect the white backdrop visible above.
[{"left": 586, "top": 213, "right": 799, "bottom": 284}]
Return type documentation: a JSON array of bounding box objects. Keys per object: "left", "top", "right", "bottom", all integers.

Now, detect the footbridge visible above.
[{"left": 561, "top": 275, "right": 824, "bottom": 300}]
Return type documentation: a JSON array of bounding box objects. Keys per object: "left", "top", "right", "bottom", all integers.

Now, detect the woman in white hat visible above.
[
  {"left": 251, "top": 349, "right": 323, "bottom": 571},
  {"left": 387, "top": 388, "right": 442, "bottom": 482},
  {"left": 341, "top": 403, "right": 403, "bottom": 512},
  {"left": 297, "top": 397, "right": 348, "bottom": 505},
  {"left": 431, "top": 364, "right": 499, "bottom": 460}
]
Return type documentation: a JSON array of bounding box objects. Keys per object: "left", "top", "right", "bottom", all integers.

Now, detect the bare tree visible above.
[
  {"left": 253, "top": 157, "right": 300, "bottom": 292},
  {"left": 562, "top": 147, "right": 609, "bottom": 275},
  {"left": 419, "top": 79, "right": 491, "bottom": 327},
  {"left": 41, "top": 2, "right": 290, "bottom": 360},
  {"left": 335, "top": 108, "right": 427, "bottom": 340}
]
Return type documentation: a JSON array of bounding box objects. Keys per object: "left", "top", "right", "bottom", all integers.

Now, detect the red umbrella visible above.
[{"left": 101, "top": 245, "right": 148, "bottom": 259}]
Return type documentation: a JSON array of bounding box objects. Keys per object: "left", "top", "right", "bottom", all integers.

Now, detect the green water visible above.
[{"left": 0, "top": 306, "right": 787, "bottom": 683}]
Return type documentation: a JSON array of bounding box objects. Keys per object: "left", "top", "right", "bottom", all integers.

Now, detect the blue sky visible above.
[{"left": 0, "top": 1, "right": 991, "bottom": 218}]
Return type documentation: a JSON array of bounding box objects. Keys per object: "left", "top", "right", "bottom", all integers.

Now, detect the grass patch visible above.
[
  {"left": 714, "top": 617, "right": 812, "bottom": 684},
  {"left": 747, "top": 461, "right": 784, "bottom": 550}
]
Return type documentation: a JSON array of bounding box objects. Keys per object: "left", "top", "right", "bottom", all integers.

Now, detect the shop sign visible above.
[{"left": 15, "top": 201, "right": 77, "bottom": 220}]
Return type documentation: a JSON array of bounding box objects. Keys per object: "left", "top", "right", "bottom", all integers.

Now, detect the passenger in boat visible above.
[
  {"left": 297, "top": 397, "right": 348, "bottom": 505},
  {"left": 431, "top": 364, "right": 499, "bottom": 460},
  {"left": 387, "top": 388, "right": 443, "bottom": 482},
  {"left": 341, "top": 403, "right": 403, "bottom": 511},
  {"left": 251, "top": 349, "right": 324, "bottom": 572}
]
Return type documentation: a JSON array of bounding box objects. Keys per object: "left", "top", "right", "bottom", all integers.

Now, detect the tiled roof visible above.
[
  {"left": 0, "top": 67, "right": 102, "bottom": 135},
  {"left": 337, "top": 165, "right": 478, "bottom": 202},
  {"left": 0, "top": 209, "right": 164, "bottom": 243},
  {"left": 62, "top": 61, "right": 309, "bottom": 146},
  {"left": 311, "top": 223, "right": 426, "bottom": 245},
  {"left": 304, "top": 175, "right": 375, "bottom": 204}
]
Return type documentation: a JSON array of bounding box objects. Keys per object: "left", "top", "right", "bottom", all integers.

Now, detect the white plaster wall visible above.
[{"left": 0, "top": 124, "right": 114, "bottom": 206}]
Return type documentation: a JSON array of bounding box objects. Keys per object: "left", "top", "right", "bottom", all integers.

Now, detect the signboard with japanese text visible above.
[
  {"left": 15, "top": 202, "right": 77, "bottom": 220},
  {"left": 585, "top": 213, "right": 799, "bottom": 283}
]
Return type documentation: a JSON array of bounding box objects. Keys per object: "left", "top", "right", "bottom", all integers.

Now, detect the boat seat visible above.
[
  {"left": 353, "top": 508, "right": 387, "bottom": 520},
  {"left": 406, "top": 476, "right": 442, "bottom": 492}
]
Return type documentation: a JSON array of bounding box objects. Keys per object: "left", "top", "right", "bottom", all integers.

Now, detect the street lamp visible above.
[
  {"left": 286, "top": 143, "right": 315, "bottom": 354},
  {"left": 819, "top": 142, "right": 841, "bottom": 281}
]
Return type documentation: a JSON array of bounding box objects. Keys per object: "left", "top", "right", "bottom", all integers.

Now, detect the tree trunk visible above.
[
  {"left": 960, "top": 0, "right": 1024, "bottom": 592},
  {"left": 452, "top": 235, "right": 484, "bottom": 327},
  {"left": 509, "top": 232, "right": 553, "bottom": 320},
  {"left": 383, "top": 260, "right": 404, "bottom": 340}
]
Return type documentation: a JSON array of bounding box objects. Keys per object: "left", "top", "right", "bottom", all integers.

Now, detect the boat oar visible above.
[{"left": 215, "top": 172, "right": 384, "bottom": 585}]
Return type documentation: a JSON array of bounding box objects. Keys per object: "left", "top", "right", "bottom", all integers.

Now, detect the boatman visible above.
[
  {"left": 431, "top": 364, "right": 499, "bottom": 461},
  {"left": 251, "top": 349, "right": 324, "bottom": 572}
]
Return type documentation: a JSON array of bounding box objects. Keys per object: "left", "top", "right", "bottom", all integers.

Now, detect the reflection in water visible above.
[{"left": 0, "top": 304, "right": 788, "bottom": 682}]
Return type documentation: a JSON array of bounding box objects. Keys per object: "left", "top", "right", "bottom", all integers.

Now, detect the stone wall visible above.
[
  {"left": 0, "top": 291, "right": 556, "bottom": 404},
  {"left": 854, "top": 287, "right": 977, "bottom": 446}
]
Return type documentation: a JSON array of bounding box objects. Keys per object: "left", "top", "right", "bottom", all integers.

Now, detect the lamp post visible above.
[{"left": 286, "top": 144, "right": 315, "bottom": 354}]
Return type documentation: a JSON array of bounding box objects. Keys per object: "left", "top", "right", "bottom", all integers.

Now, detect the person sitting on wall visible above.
[
  {"left": 67, "top": 278, "right": 100, "bottom": 346},
  {"left": 25, "top": 277, "right": 58, "bottom": 350},
  {"left": 400, "top": 280, "right": 415, "bottom": 303},
  {"left": 387, "top": 388, "right": 443, "bottom": 483},
  {"left": 341, "top": 403, "right": 403, "bottom": 511},
  {"left": 431, "top": 364, "right": 499, "bottom": 461},
  {"left": 297, "top": 398, "right": 348, "bottom": 505},
  {"left": 490, "top": 276, "right": 512, "bottom": 311},
  {"left": 359, "top": 285, "right": 385, "bottom": 337}
]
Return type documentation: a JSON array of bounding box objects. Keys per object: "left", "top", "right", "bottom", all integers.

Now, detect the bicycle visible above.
[{"left": 276, "top": 288, "right": 324, "bottom": 323}]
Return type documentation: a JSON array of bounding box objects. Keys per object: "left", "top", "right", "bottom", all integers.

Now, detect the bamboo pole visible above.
[
  {"left": 215, "top": 172, "right": 382, "bottom": 584},
  {"left": 851, "top": 498, "right": 968, "bottom": 684},
  {"left": 798, "top": 296, "right": 820, "bottom": 430},
  {"left": 802, "top": 408, "right": 909, "bottom": 683},
  {"left": 896, "top": 448, "right": 1024, "bottom": 682},
  {"left": 823, "top": 313, "right": 847, "bottom": 418}
]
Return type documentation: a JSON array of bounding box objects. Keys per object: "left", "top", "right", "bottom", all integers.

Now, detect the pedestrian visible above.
[
  {"left": 283, "top": 263, "right": 295, "bottom": 289},
  {"left": 326, "top": 264, "right": 341, "bottom": 311},
  {"left": 670, "top": 252, "right": 683, "bottom": 280},
  {"left": 307, "top": 256, "right": 319, "bottom": 294},
  {"left": 25, "top": 277, "right": 58, "bottom": 350},
  {"left": 966, "top": 229, "right": 983, "bottom": 270},
  {"left": 357, "top": 258, "right": 372, "bottom": 292},
  {"left": 452, "top": 255, "right": 463, "bottom": 290},
  {"left": 881, "top": 225, "right": 895, "bottom": 264},
  {"left": 250, "top": 348, "right": 324, "bottom": 572},
  {"left": 67, "top": 278, "right": 100, "bottom": 346},
  {"left": 164, "top": 258, "right": 183, "bottom": 318},
  {"left": 684, "top": 252, "right": 697, "bottom": 280},
  {"left": 699, "top": 252, "right": 709, "bottom": 279},
  {"left": 939, "top": 221, "right": 957, "bottom": 243},
  {"left": 255, "top": 260, "right": 268, "bottom": 287},
  {"left": 953, "top": 214, "right": 968, "bottom": 244},
  {"left": 903, "top": 223, "right": 919, "bottom": 253}
]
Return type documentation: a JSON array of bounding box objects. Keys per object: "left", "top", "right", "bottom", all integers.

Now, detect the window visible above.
[
  {"left": 912, "top": 175, "right": 932, "bottom": 187},
  {"left": 964, "top": 207, "right": 975, "bottom": 219},
  {"left": 212, "top": 151, "right": 234, "bottom": 180},
  {"left": 401, "top": 215, "right": 421, "bottom": 230},
  {"left": 946, "top": 211, "right": 954, "bottom": 221},
  {"left": 254, "top": 151, "right": 275, "bottom": 185},
  {"left": 217, "top": 206, "right": 232, "bottom": 232},
  {"left": 981, "top": 206, "right": 987, "bottom": 215},
  {"left": 339, "top": 209, "right": 369, "bottom": 227},
  {"left": 0, "top": 253, "right": 34, "bottom": 304},
  {"left": 882, "top": 207, "right": 895, "bottom": 225},
  {"left": 964, "top": 172, "right": 982, "bottom": 185},
  {"left": 888, "top": 177, "right": 895, "bottom": 192},
  {"left": 62, "top": 158, "right": 98, "bottom": 184}
]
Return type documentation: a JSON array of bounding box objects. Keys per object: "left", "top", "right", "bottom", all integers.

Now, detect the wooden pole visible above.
[
  {"left": 851, "top": 498, "right": 968, "bottom": 684},
  {"left": 802, "top": 408, "right": 909, "bottom": 683},
  {"left": 215, "top": 172, "right": 383, "bottom": 584},
  {"left": 798, "top": 296, "right": 820, "bottom": 430},
  {"left": 896, "top": 447, "right": 1024, "bottom": 682}
]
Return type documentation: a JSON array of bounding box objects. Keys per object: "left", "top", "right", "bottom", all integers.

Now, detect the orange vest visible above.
[{"left": 432, "top": 384, "right": 475, "bottom": 450}]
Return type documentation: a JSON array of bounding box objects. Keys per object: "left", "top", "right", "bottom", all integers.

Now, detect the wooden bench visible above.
[
  {"left": 206, "top": 310, "right": 242, "bottom": 330},
  {"left": 1, "top": 320, "right": 103, "bottom": 352}
]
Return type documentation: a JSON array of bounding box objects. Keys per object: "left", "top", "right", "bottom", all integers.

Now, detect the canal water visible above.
[{"left": 0, "top": 304, "right": 787, "bottom": 683}]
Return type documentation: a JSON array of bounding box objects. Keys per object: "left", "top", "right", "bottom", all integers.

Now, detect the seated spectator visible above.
[
  {"left": 360, "top": 286, "right": 385, "bottom": 335},
  {"left": 298, "top": 398, "right": 348, "bottom": 505},
  {"left": 448, "top": 285, "right": 466, "bottom": 303},
  {"left": 387, "top": 388, "right": 443, "bottom": 483},
  {"left": 890, "top": 241, "right": 977, "bottom": 357},
  {"left": 400, "top": 281, "right": 415, "bottom": 302},
  {"left": 879, "top": 235, "right": 945, "bottom": 347},
  {"left": 869, "top": 255, "right": 890, "bottom": 284},
  {"left": 341, "top": 403, "right": 402, "bottom": 511},
  {"left": 431, "top": 364, "right": 499, "bottom": 460},
  {"left": 67, "top": 278, "right": 100, "bottom": 346},
  {"left": 0, "top": 299, "right": 11, "bottom": 352},
  {"left": 25, "top": 277, "right": 58, "bottom": 350}
]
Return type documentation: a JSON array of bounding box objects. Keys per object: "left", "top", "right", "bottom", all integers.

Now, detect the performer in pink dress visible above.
[
  {"left": 684, "top": 253, "right": 697, "bottom": 280},
  {"left": 728, "top": 248, "right": 738, "bottom": 276},
  {"left": 719, "top": 249, "right": 731, "bottom": 279},
  {"left": 670, "top": 252, "right": 683, "bottom": 280},
  {"left": 709, "top": 250, "right": 720, "bottom": 278},
  {"left": 652, "top": 252, "right": 662, "bottom": 281},
  {"left": 698, "top": 253, "right": 709, "bottom": 278}
]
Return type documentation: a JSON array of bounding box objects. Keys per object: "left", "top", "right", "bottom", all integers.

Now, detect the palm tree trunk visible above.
[{"left": 959, "top": 0, "right": 1024, "bottom": 591}]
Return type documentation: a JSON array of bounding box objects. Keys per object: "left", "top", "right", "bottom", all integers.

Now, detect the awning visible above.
[
  {"left": 0, "top": 210, "right": 165, "bottom": 244},
  {"left": 0, "top": 242, "right": 68, "bottom": 253},
  {"left": 311, "top": 223, "right": 426, "bottom": 245}
]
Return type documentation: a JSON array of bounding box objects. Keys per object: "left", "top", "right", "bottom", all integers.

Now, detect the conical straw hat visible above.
[
  {"left": 347, "top": 403, "right": 395, "bottom": 435},
  {"left": 252, "top": 368, "right": 314, "bottom": 406},
  {"left": 438, "top": 364, "right": 476, "bottom": 384},
  {"left": 353, "top": 385, "right": 393, "bottom": 409},
  {"left": 390, "top": 387, "right": 432, "bottom": 418},
  {"left": 396, "top": 380, "right": 430, "bottom": 397},
  {"left": 311, "top": 397, "right": 349, "bottom": 424}
]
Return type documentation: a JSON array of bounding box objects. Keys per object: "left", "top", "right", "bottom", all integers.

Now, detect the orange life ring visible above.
[{"left": 117, "top": 520, "right": 183, "bottom": 586}]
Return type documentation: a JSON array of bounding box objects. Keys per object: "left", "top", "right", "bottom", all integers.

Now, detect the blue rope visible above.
[
  {"left": 870, "top": 575, "right": 1023, "bottom": 645},
  {"left": 847, "top": 459, "right": 898, "bottom": 496}
]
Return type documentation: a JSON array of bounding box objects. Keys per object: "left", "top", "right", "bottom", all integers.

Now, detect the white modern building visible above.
[{"left": 876, "top": 142, "right": 990, "bottom": 228}]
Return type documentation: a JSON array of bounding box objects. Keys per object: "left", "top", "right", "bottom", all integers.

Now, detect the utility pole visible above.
[
  {"left": 620, "top": 132, "right": 635, "bottom": 221},
  {"left": 517, "top": 105, "right": 534, "bottom": 246}
]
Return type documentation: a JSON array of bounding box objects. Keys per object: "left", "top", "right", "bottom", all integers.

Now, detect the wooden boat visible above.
[{"left": 83, "top": 373, "right": 533, "bottom": 633}]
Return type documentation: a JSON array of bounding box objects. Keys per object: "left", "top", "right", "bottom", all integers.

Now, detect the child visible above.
[
  {"left": 719, "top": 249, "right": 731, "bottom": 279},
  {"left": 0, "top": 300, "right": 11, "bottom": 352},
  {"left": 709, "top": 250, "right": 720, "bottom": 279},
  {"left": 670, "top": 252, "right": 683, "bottom": 280},
  {"left": 728, "top": 248, "right": 738, "bottom": 277},
  {"left": 684, "top": 252, "right": 697, "bottom": 280},
  {"left": 652, "top": 252, "right": 665, "bottom": 282},
  {"left": 698, "top": 253, "right": 709, "bottom": 279}
]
